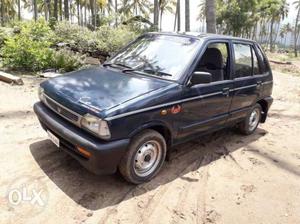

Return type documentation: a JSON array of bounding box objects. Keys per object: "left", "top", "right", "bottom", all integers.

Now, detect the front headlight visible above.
[
  {"left": 81, "top": 114, "right": 111, "bottom": 140},
  {"left": 38, "top": 87, "right": 45, "bottom": 102}
]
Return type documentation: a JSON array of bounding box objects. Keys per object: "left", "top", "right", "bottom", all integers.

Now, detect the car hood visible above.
[{"left": 42, "top": 67, "right": 171, "bottom": 113}]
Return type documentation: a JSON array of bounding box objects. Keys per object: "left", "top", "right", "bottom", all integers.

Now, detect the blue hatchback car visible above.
[{"left": 34, "top": 32, "right": 273, "bottom": 184}]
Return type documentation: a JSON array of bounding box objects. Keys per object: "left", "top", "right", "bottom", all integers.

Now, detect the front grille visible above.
[{"left": 43, "top": 94, "right": 81, "bottom": 125}]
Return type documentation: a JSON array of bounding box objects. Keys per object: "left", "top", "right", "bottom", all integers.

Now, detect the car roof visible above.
[{"left": 148, "top": 32, "right": 256, "bottom": 44}]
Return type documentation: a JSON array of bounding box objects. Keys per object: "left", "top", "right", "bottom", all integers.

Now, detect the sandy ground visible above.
[{"left": 0, "top": 71, "right": 300, "bottom": 224}]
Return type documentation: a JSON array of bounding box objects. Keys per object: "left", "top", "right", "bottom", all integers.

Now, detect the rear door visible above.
[{"left": 228, "top": 42, "right": 263, "bottom": 122}]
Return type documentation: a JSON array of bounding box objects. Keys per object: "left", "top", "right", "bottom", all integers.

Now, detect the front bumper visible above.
[{"left": 33, "top": 102, "right": 130, "bottom": 175}]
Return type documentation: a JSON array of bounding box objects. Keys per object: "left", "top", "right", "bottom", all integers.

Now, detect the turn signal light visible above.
[{"left": 77, "top": 147, "right": 91, "bottom": 158}]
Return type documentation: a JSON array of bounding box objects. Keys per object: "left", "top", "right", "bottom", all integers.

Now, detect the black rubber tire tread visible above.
[
  {"left": 118, "top": 129, "right": 167, "bottom": 184},
  {"left": 238, "top": 103, "right": 262, "bottom": 135}
]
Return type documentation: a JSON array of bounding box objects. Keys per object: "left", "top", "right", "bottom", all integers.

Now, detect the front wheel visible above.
[
  {"left": 238, "top": 104, "right": 262, "bottom": 135},
  {"left": 119, "top": 129, "right": 167, "bottom": 184}
]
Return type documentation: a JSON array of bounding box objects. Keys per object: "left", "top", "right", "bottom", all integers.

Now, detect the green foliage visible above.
[
  {"left": 95, "top": 25, "right": 138, "bottom": 53},
  {"left": 51, "top": 49, "right": 85, "bottom": 72},
  {"left": 0, "top": 28, "right": 12, "bottom": 49},
  {"left": 53, "top": 22, "right": 138, "bottom": 54},
  {"left": 1, "top": 19, "right": 54, "bottom": 71},
  {"left": 1, "top": 19, "right": 140, "bottom": 72}
]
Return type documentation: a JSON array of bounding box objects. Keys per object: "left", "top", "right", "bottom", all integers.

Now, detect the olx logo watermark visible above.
[
  {"left": 8, "top": 184, "right": 46, "bottom": 206},
  {"left": 6, "top": 176, "right": 49, "bottom": 217}
]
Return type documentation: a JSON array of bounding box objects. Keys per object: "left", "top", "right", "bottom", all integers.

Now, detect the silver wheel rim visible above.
[
  {"left": 249, "top": 108, "right": 260, "bottom": 132},
  {"left": 134, "top": 140, "right": 162, "bottom": 177}
]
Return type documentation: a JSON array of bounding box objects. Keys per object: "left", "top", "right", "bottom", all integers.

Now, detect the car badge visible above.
[{"left": 171, "top": 105, "right": 182, "bottom": 114}]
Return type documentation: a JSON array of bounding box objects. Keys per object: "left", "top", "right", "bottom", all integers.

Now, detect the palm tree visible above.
[
  {"left": 158, "top": 0, "right": 175, "bottom": 30},
  {"left": 197, "top": 1, "right": 205, "bottom": 32},
  {"left": 154, "top": 0, "right": 159, "bottom": 29},
  {"left": 53, "top": 0, "right": 58, "bottom": 19},
  {"left": 120, "top": 0, "right": 151, "bottom": 18},
  {"left": 64, "top": 0, "right": 69, "bottom": 20},
  {"left": 17, "top": 0, "right": 21, "bottom": 20},
  {"left": 294, "top": 0, "right": 300, "bottom": 57},
  {"left": 174, "top": 0, "right": 180, "bottom": 31},
  {"left": 0, "top": 0, "right": 17, "bottom": 25},
  {"left": 268, "top": 0, "right": 288, "bottom": 52},
  {"left": 114, "top": 0, "right": 118, "bottom": 26},
  {"left": 34, "top": 0, "right": 38, "bottom": 20},
  {"left": 205, "top": 0, "right": 216, "bottom": 33},
  {"left": 185, "top": 0, "right": 190, "bottom": 31},
  {"left": 280, "top": 23, "right": 292, "bottom": 47}
]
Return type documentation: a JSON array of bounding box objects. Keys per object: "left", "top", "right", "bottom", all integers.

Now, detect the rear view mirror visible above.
[{"left": 189, "top": 71, "right": 212, "bottom": 86}]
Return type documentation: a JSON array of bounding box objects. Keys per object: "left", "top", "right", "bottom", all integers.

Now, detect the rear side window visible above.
[
  {"left": 252, "top": 47, "right": 260, "bottom": 75},
  {"left": 233, "top": 43, "right": 252, "bottom": 78},
  {"left": 255, "top": 45, "right": 270, "bottom": 74}
]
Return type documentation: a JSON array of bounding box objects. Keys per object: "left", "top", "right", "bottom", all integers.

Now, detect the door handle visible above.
[
  {"left": 222, "top": 87, "right": 230, "bottom": 97},
  {"left": 256, "top": 81, "right": 263, "bottom": 89}
]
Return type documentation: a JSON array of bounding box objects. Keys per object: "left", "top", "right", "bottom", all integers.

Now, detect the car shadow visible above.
[{"left": 29, "top": 127, "right": 267, "bottom": 211}]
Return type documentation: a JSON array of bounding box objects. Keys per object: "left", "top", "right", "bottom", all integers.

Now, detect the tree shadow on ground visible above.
[{"left": 30, "top": 127, "right": 267, "bottom": 211}]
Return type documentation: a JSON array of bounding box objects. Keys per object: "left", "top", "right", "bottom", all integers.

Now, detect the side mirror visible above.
[{"left": 189, "top": 71, "right": 212, "bottom": 86}]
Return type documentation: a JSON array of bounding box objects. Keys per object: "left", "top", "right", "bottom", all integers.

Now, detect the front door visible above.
[{"left": 176, "top": 41, "right": 234, "bottom": 140}]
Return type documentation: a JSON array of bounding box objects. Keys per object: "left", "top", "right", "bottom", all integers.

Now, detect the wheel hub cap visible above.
[
  {"left": 134, "top": 140, "right": 162, "bottom": 177},
  {"left": 249, "top": 108, "right": 260, "bottom": 131}
]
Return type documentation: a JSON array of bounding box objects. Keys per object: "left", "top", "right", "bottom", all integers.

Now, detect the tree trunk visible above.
[
  {"left": 64, "top": 0, "right": 69, "bottom": 20},
  {"left": 59, "top": 0, "right": 62, "bottom": 20},
  {"left": 54, "top": 0, "right": 58, "bottom": 20},
  {"left": 18, "top": 0, "right": 21, "bottom": 20},
  {"left": 84, "top": 1, "right": 87, "bottom": 26},
  {"left": 48, "top": 0, "right": 52, "bottom": 18},
  {"left": 77, "top": 0, "right": 80, "bottom": 25},
  {"left": 0, "top": 0, "right": 4, "bottom": 26},
  {"left": 115, "top": 0, "right": 118, "bottom": 27},
  {"left": 174, "top": 4, "right": 177, "bottom": 31},
  {"left": 205, "top": 0, "right": 216, "bottom": 33},
  {"left": 269, "top": 17, "right": 275, "bottom": 52},
  {"left": 89, "top": 0, "right": 95, "bottom": 28},
  {"left": 294, "top": 7, "right": 300, "bottom": 57},
  {"left": 185, "top": 0, "right": 190, "bottom": 31},
  {"left": 44, "top": 0, "right": 48, "bottom": 20},
  {"left": 154, "top": 0, "right": 159, "bottom": 29},
  {"left": 177, "top": 0, "right": 181, "bottom": 31},
  {"left": 160, "top": 9, "right": 163, "bottom": 31},
  {"left": 32, "top": 0, "right": 37, "bottom": 21}
]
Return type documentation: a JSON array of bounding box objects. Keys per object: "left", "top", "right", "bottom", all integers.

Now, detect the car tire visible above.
[
  {"left": 119, "top": 129, "right": 167, "bottom": 184},
  {"left": 238, "top": 103, "right": 262, "bottom": 135}
]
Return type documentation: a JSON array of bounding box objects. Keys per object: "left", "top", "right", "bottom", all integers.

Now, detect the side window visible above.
[
  {"left": 233, "top": 43, "right": 252, "bottom": 78},
  {"left": 252, "top": 47, "right": 260, "bottom": 75},
  {"left": 195, "top": 42, "right": 230, "bottom": 82},
  {"left": 255, "top": 45, "right": 270, "bottom": 74}
]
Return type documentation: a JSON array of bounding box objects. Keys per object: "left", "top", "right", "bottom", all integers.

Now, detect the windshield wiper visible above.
[
  {"left": 103, "top": 62, "right": 132, "bottom": 70},
  {"left": 142, "top": 69, "right": 172, "bottom": 77}
]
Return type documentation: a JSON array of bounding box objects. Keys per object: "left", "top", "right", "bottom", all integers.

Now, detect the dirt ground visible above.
[{"left": 0, "top": 71, "right": 300, "bottom": 224}]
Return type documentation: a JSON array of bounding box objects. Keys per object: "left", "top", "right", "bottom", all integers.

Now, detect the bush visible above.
[
  {"left": 1, "top": 20, "right": 140, "bottom": 72},
  {"left": 54, "top": 22, "right": 138, "bottom": 55},
  {"left": 95, "top": 26, "right": 138, "bottom": 53},
  {"left": 53, "top": 22, "right": 98, "bottom": 53},
  {"left": 51, "top": 49, "right": 85, "bottom": 72},
  {"left": 1, "top": 20, "right": 54, "bottom": 71}
]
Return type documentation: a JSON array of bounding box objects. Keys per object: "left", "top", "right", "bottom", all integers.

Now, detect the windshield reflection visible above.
[{"left": 108, "top": 34, "right": 201, "bottom": 81}]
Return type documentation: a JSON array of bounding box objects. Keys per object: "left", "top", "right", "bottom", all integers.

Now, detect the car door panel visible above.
[
  {"left": 176, "top": 80, "right": 234, "bottom": 138},
  {"left": 228, "top": 43, "right": 263, "bottom": 122}
]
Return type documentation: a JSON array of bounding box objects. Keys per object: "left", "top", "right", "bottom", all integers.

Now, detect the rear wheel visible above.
[
  {"left": 119, "top": 129, "right": 167, "bottom": 184},
  {"left": 238, "top": 104, "right": 262, "bottom": 135}
]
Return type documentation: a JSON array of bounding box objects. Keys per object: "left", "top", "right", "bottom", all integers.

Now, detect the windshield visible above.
[{"left": 108, "top": 34, "right": 201, "bottom": 81}]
